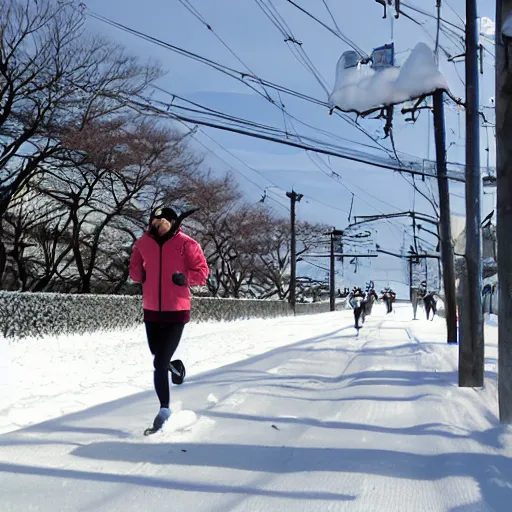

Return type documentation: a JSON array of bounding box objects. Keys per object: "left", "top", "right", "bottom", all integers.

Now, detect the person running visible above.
[
  {"left": 381, "top": 287, "right": 396, "bottom": 314},
  {"left": 349, "top": 286, "right": 366, "bottom": 330},
  {"left": 423, "top": 291, "right": 438, "bottom": 320},
  {"left": 130, "top": 206, "right": 209, "bottom": 433}
]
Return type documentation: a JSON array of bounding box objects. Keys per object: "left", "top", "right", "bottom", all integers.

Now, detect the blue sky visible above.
[{"left": 84, "top": 0, "right": 496, "bottom": 296}]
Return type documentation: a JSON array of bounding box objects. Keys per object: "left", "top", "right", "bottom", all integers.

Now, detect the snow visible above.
[
  {"left": 0, "top": 315, "right": 343, "bottom": 435},
  {"left": 480, "top": 16, "right": 495, "bottom": 40},
  {"left": 486, "top": 314, "right": 498, "bottom": 328},
  {"left": 329, "top": 43, "right": 449, "bottom": 113},
  {"left": 0, "top": 337, "right": 14, "bottom": 418},
  {"left": 1, "top": 304, "right": 511, "bottom": 511}
]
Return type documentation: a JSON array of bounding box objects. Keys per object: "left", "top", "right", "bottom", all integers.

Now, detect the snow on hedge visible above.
[
  {"left": 0, "top": 292, "right": 332, "bottom": 340},
  {"left": 0, "top": 292, "right": 143, "bottom": 339},
  {"left": 329, "top": 42, "right": 449, "bottom": 113}
]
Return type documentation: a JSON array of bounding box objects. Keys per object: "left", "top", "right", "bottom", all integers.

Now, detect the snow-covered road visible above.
[{"left": 1, "top": 304, "right": 511, "bottom": 511}]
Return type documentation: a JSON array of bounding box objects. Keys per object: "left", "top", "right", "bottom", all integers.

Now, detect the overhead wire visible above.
[
  {"left": 150, "top": 94, "right": 351, "bottom": 216},
  {"left": 151, "top": 86, "right": 392, "bottom": 156},
  {"left": 154, "top": 103, "right": 290, "bottom": 213},
  {"left": 89, "top": 4, "right": 464, "bottom": 245},
  {"left": 87, "top": 7, "right": 397, "bottom": 158},
  {"left": 254, "top": 0, "right": 331, "bottom": 93},
  {"left": 91, "top": 5, "right": 432, "bottom": 165},
  {"left": 187, "top": 122, "right": 352, "bottom": 216},
  {"left": 321, "top": 0, "right": 342, "bottom": 35},
  {"left": 176, "top": 0, "right": 275, "bottom": 102},
  {"left": 284, "top": 0, "right": 369, "bottom": 57},
  {"left": 129, "top": 82, "right": 468, "bottom": 182},
  {"left": 401, "top": 2, "right": 465, "bottom": 33},
  {"left": 443, "top": 0, "right": 465, "bottom": 26}
]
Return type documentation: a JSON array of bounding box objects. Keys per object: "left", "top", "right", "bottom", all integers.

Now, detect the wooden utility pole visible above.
[
  {"left": 330, "top": 233, "right": 335, "bottom": 312},
  {"left": 409, "top": 258, "right": 413, "bottom": 300},
  {"left": 432, "top": 89, "right": 458, "bottom": 344},
  {"left": 425, "top": 255, "right": 429, "bottom": 289},
  {"left": 286, "top": 190, "right": 303, "bottom": 314},
  {"left": 459, "top": 0, "right": 484, "bottom": 387},
  {"left": 496, "top": 0, "right": 512, "bottom": 422},
  {"left": 327, "top": 229, "right": 344, "bottom": 312}
]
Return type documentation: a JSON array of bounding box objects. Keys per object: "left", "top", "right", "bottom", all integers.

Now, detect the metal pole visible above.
[
  {"left": 460, "top": 0, "right": 484, "bottom": 387},
  {"left": 496, "top": 0, "right": 512, "bottom": 422},
  {"left": 409, "top": 257, "right": 413, "bottom": 301},
  {"left": 432, "top": 89, "right": 458, "bottom": 344},
  {"left": 425, "top": 255, "right": 428, "bottom": 289},
  {"left": 286, "top": 191, "right": 303, "bottom": 314},
  {"left": 289, "top": 193, "right": 297, "bottom": 314},
  {"left": 330, "top": 234, "right": 336, "bottom": 311}
]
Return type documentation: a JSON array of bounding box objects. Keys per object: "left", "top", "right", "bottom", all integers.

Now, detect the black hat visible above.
[{"left": 150, "top": 207, "right": 178, "bottom": 223}]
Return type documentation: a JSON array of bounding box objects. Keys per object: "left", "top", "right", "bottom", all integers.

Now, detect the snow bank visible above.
[
  {"left": 329, "top": 42, "right": 449, "bottom": 113},
  {"left": 0, "top": 337, "right": 14, "bottom": 415}
]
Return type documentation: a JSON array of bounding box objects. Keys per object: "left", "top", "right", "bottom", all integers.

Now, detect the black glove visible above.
[{"left": 172, "top": 272, "right": 187, "bottom": 286}]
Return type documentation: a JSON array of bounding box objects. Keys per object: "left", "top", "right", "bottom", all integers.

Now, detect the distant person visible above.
[
  {"left": 423, "top": 291, "right": 437, "bottom": 320},
  {"left": 130, "top": 206, "right": 209, "bottom": 434},
  {"left": 411, "top": 287, "right": 419, "bottom": 320},
  {"left": 363, "top": 282, "right": 379, "bottom": 316},
  {"left": 349, "top": 286, "right": 366, "bottom": 329},
  {"left": 381, "top": 287, "right": 396, "bottom": 314},
  {"left": 411, "top": 283, "right": 426, "bottom": 320}
]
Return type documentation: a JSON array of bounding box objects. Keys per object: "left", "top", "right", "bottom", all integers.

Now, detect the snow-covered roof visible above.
[{"left": 329, "top": 42, "right": 449, "bottom": 113}]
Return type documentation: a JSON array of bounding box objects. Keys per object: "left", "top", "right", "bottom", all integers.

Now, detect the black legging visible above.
[
  {"left": 354, "top": 305, "right": 365, "bottom": 328},
  {"left": 424, "top": 296, "right": 437, "bottom": 320},
  {"left": 145, "top": 322, "right": 185, "bottom": 408}
]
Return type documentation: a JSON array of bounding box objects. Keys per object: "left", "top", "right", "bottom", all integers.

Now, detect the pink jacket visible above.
[{"left": 129, "top": 229, "right": 209, "bottom": 312}]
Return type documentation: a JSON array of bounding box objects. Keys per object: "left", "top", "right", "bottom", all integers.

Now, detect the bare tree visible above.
[
  {"left": 31, "top": 118, "right": 198, "bottom": 292},
  {"left": 2, "top": 187, "right": 73, "bottom": 290},
  {"left": 254, "top": 220, "right": 330, "bottom": 300},
  {"left": 0, "top": 0, "right": 161, "bottom": 279}
]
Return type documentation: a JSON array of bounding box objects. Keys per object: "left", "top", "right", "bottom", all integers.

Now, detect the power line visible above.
[
  {"left": 130, "top": 94, "right": 468, "bottom": 182},
  {"left": 176, "top": 0, "right": 274, "bottom": 102},
  {"left": 401, "top": 2, "right": 465, "bottom": 33},
  {"left": 321, "top": 0, "right": 342, "bottom": 35},
  {"left": 151, "top": 86, "right": 391, "bottom": 156},
  {"left": 87, "top": 8, "right": 396, "bottom": 157},
  {"left": 177, "top": 120, "right": 290, "bottom": 213},
  {"left": 88, "top": 4, "right": 470, "bottom": 241},
  {"left": 284, "top": 0, "right": 369, "bottom": 57},
  {"left": 87, "top": 5, "right": 474, "bottom": 171},
  {"left": 151, "top": 94, "right": 351, "bottom": 218},
  {"left": 254, "top": 0, "right": 331, "bottom": 93},
  {"left": 444, "top": 0, "right": 465, "bottom": 26}
]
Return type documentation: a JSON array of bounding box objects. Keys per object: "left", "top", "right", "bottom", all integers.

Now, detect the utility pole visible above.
[
  {"left": 496, "top": 0, "right": 512, "bottom": 422},
  {"left": 327, "top": 228, "right": 344, "bottom": 312},
  {"left": 460, "top": 0, "right": 484, "bottom": 387},
  {"left": 409, "top": 257, "right": 413, "bottom": 300},
  {"left": 286, "top": 190, "right": 303, "bottom": 314},
  {"left": 330, "top": 233, "right": 335, "bottom": 312},
  {"left": 432, "top": 89, "right": 458, "bottom": 345},
  {"left": 425, "top": 254, "right": 428, "bottom": 289}
]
